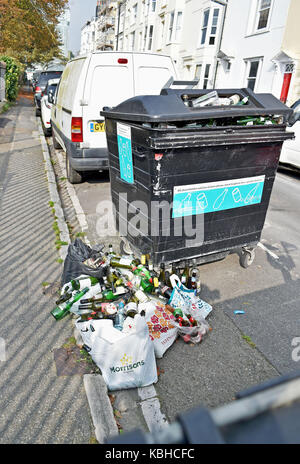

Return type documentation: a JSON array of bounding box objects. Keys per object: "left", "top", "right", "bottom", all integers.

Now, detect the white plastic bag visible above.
[
  {"left": 141, "top": 301, "right": 178, "bottom": 358},
  {"left": 87, "top": 315, "right": 158, "bottom": 391},
  {"left": 75, "top": 318, "right": 113, "bottom": 355},
  {"left": 168, "top": 275, "right": 213, "bottom": 321}
]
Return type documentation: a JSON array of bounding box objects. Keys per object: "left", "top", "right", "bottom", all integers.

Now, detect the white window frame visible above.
[
  {"left": 168, "top": 11, "right": 175, "bottom": 42},
  {"left": 203, "top": 63, "right": 211, "bottom": 89},
  {"left": 255, "top": 0, "right": 272, "bottom": 32},
  {"left": 200, "top": 8, "right": 210, "bottom": 46},
  {"left": 158, "top": 15, "right": 165, "bottom": 50},
  {"left": 194, "top": 64, "right": 202, "bottom": 81},
  {"left": 244, "top": 58, "right": 263, "bottom": 91},
  {"left": 131, "top": 3, "right": 138, "bottom": 25},
  {"left": 148, "top": 25, "right": 154, "bottom": 50},
  {"left": 168, "top": 10, "right": 183, "bottom": 43},
  {"left": 130, "top": 31, "right": 135, "bottom": 51},
  {"left": 143, "top": 25, "right": 148, "bottom": 51},
  {"left": 209, "top": 8, "right": 220, "bottom": 45}
]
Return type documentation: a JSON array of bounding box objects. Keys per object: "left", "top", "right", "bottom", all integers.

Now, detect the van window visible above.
[
  {"left": 57, "top": 59, "right": 84, "bottom": 108},
  {"left": 89, "top": 66, "right": 133, "bottom": 110},
  {"left": 135, "top": 66, "right": 173, "bottom": 95}
]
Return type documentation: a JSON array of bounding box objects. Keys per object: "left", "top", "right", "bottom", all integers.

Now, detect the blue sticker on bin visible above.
[
  {"left": 172, "top": 175, "right": 265, "bottom": 218},
  {"left": 117, "top": 123, "right": 134, "bottom": 184}
]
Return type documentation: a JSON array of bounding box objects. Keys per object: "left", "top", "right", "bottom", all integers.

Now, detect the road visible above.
[{"left": 49, "top": 140, "right": 300, "bottom": 424}]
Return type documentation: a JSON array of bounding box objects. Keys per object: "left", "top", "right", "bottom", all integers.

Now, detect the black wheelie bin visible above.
[{"left": 101, "top": 88, "right": 293, "bottom": 269}]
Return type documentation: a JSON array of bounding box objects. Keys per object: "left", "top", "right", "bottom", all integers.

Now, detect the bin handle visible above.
[{"left": 115, "top": 176, "right": 137, "bottom": 191}]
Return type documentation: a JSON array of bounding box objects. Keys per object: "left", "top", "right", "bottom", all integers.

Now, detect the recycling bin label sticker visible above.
[
  {"left": 117, "top": 123, "right": 134, "bottom": 184},
  {"left": 172, "top": 175, "right": 265, "bottom": 218}
]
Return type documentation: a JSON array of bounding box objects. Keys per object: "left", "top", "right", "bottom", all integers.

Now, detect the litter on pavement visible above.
[{"left": 51, "top": 239, "right": 213, "bottom": 390}]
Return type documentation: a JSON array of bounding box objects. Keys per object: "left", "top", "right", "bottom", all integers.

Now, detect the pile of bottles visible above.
[
  {"left": 141, "top": 91, "right": 283, "bottom": 130},
  {"left": 51, "top": 244, "right": 202, "bottom": 333}
]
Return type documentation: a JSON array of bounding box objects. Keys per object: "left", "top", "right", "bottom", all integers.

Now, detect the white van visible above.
[{"left": 50, "top": 52, "right": 177, "bottom": 183}]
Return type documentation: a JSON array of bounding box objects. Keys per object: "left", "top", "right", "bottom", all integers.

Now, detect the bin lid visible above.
[{"left": 101, "top": 88, "right": 292, "bottom": 123}]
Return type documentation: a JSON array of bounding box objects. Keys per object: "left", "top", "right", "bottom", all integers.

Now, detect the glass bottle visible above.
[{"left": 51, "top": 287, "right": 89, "bottom": 320}]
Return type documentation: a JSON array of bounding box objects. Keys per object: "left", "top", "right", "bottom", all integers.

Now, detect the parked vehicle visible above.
[
  {"left": 31, "top": 70, "right": 41, "bottom": 90},
  {"left": 50, "top": 52, "right": 178, "bottom": 183},
  {"left": 34, "top": 69, "right": 63, "bottom": 116},
  {"left": 280, "top": 99, "right": 300, "bottom": 169},
  {"left": 40, "top": 78, "right": 60, "bottom": 136}
]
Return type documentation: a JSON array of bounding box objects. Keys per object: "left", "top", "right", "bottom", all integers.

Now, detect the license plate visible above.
[{"left": 90, "top": 121, "right": 105, "bottom": 132}]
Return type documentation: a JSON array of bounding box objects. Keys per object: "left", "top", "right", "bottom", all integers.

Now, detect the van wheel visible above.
[
  {"left": 52, "top": 131, "right": 61, "bottom": 149},
  {"left": 66, "top": 153, "right": 83, "bottom": 184}
]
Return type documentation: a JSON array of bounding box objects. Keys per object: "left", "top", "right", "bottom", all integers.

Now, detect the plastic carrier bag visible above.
[
  {"left": 76, "top": 315, "right": 157, "bottom": 391},
  {"left": 61, "top": 238, "right": 105, "bottom": 285},
  {"left": 168, "top": 275, "right": 212, "bottom": 344},
  {"left": 168, "top": 275, "right": 213, "bottom": 322},
  {"left": 141, "top": 301, "right": 178, "bottom": 358}
]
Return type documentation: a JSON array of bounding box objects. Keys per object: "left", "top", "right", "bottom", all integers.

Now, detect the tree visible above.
[{"left": 0, "top": 0, "right": 68, "bottom": 66}]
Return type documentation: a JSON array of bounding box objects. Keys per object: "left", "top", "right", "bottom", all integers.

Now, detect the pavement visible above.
[
  {"left": 1, "top": 88, "right": 300, "bottom": 444},
  {"left": 47, "top": 109, "right": 300, "bottom": 435},
  {"left": 0, "top": 89, "right": 95, "bottom": 443}
]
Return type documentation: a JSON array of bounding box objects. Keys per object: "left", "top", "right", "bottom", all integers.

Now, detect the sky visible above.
[{"left": 68, "top": 0, "right": 97, "bottom": 54}]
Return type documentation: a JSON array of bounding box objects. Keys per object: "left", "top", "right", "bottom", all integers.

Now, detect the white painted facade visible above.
[
  {"left": 80, "top": 17, "right": 98, "bottom": 55},
  {"left": 115, "top": 0, "right": 225, "bottom": 85},
  {"left": 79, "top": 1, "right": 299, "bottom": 103},
  {"left": 215, "top": 0, "right": 295, "bottom": 104}
]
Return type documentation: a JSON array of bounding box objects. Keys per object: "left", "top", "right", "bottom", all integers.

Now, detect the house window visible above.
[
  {"left": 209, "top": 9, "right": 219, "bottom": 45},
  {"left": 175, "top": 11, "right": 183, "bottom": 41},
  {"left": 168, "top": 11, "right": 183, "bottom": 42},
  {"left": 256, "top": 0, "right": 271, "bottom": 31},
  {"left": 132, "top": 4, "right": 138, "bottom": 24},
  {"left": 143, "top": 26, "right": 148, "bottom": 50},
  {"left": 151, "top": 0, "right": 156, "bottom": 12},
  {"left": 130, "top": 31, "right": 135, "bottom": 50},
  {"left": 245, "top": 59, "right": 261, "bottom": 90},
  {"left": 145, "top": 0, "right": 150, "bottom": 16},
  {"left": 203, "top": 64, "right": 211, "bottom": 89},
  {"left": 169, "top": 11, "right": 175, "bottom": 41},
  {"left": 159, "top": 17, "right": 165, "bottom": 49},
  {"left": 201, "top": 9, "right": 210, "bottom": 45},
  {"left": 194, "top": 64, "right": 202, "bottom": 81},
  {"left": 148, "top": 25, "right": 153, "bottom": 50}
]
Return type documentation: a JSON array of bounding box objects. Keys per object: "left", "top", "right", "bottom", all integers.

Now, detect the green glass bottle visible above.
[
  {"left": 70, "top": 276, "right": 100, "bottom": 291},
  {"left": 109, "top": 256, "right": 140, "bottom": 270},
  {"left": 181, "top": 261, "right": 189, "bottom": 286},
  {"left": 51, "top": 287, "right": 89, "bottom": 320},
  {"left": 158, "top": 263, "right": 166, "bottom": 285},
  {"left": 55, "top": 286, "right": 72, "bottom": 305}
]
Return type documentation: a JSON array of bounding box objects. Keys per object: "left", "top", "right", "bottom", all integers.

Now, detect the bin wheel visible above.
[
  {"left": 120, "top": 239, "right": 132, "bottom": 256},
  {"left": 240, "top": 249, "right": 255, "bottom": 268}
]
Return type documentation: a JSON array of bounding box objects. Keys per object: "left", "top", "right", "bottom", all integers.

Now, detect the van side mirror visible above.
[{"left": 48, "top": 92, "right": 54, "bottom": 104}]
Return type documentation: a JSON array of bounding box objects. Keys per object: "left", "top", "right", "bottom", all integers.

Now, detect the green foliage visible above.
[{"left": 0, "top": 56, "right": 21, "bottom": 101}]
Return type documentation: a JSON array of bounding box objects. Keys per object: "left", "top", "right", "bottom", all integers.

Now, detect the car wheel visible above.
[
  {"left": 66, "top": 152, "right": 83, "bottom": 184},
  {"left": 52, "top": 130, "right": 61, "bottom": 149},
  {"left": 35, "top": 108, "right": 41, "bottom": 117}
]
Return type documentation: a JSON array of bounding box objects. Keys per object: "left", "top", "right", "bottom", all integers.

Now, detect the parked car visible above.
[
  {"left": 280, "top": 99, "right": 300, "bottom": 169},
  {"left": 31, "top": 70, "right": 41, "bottom": 90},
  {"left": 40, "top": 78, "right": 60, "bottom": 136},
  {"left": 34, "top": 70, "right": 63, "bottom": 116},
  {"left": 50, "top": 52, "right": 178, "bottom": 183}
]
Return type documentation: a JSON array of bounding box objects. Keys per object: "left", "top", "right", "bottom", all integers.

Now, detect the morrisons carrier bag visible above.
[{"left": 88, "top": 315, "right": 158, "bottom": 390}]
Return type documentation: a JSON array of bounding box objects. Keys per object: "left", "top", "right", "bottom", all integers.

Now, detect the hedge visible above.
[{"left": 0, "top": 56, "right": 21, "bottom": 101}]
